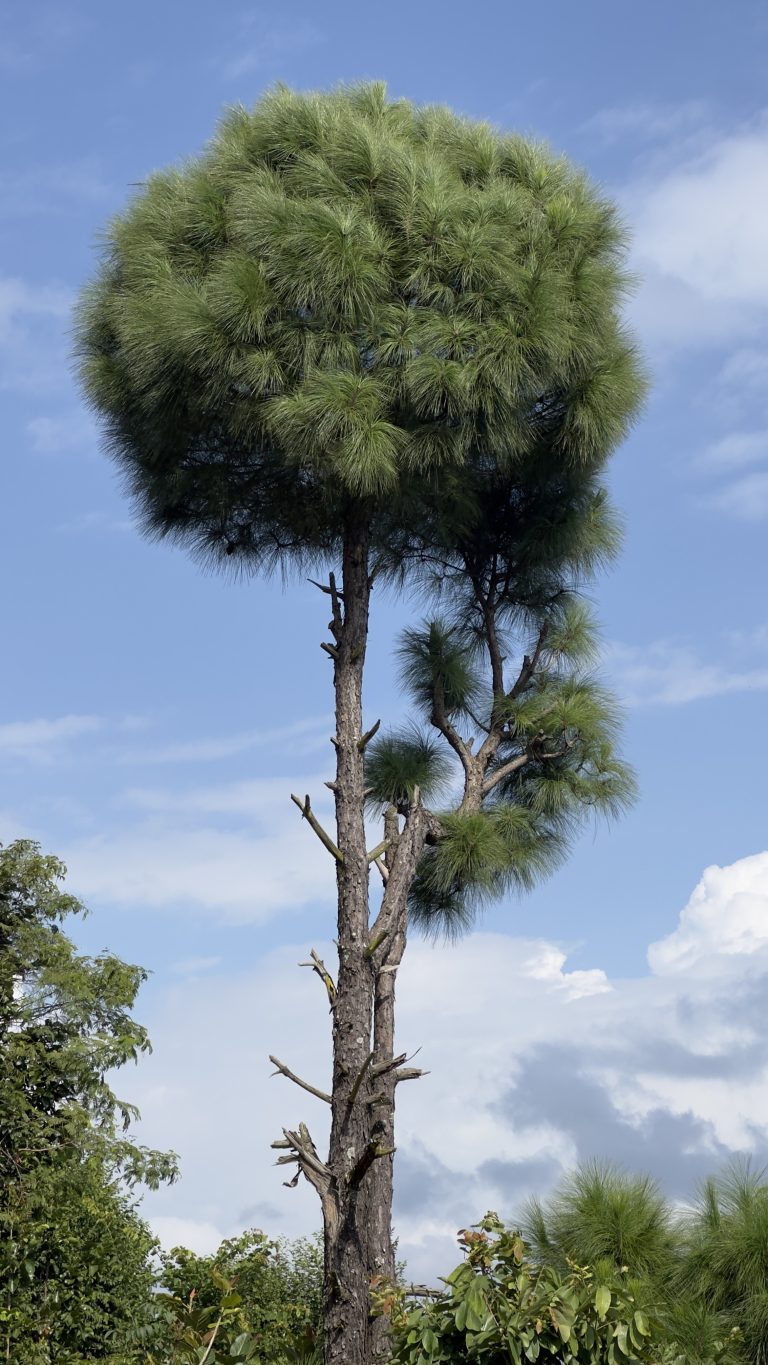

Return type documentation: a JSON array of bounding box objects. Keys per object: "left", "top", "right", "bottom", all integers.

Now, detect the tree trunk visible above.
[{"left": 323, "top": 512, "right": 376, "bottom": 1365}]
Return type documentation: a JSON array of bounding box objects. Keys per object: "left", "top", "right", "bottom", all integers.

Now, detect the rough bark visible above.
[{"left": 322, "top": 512, "right": 376, "bottom": 1365}]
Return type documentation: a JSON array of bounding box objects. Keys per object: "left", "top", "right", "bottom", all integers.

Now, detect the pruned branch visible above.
[
  {"left": 290, "top": 793, "right": 344, "bottom": 863},
  {"left": 269, "top": 1055, "right": 331, "bottom": 1105},
  {"left": 358, "top": 718, "right": 381, "bottom": 752},
  {"left": 365, "top": 929, "right": 389, "bottom": 958},
  {"left": 371, "top": 1051, "right": 408, "bottom": 1079},
  {"left": 350, "top": 1135, "right": 396, "bottom": 1187},
  {"left": 372, "top": 856, "right": 389, "bottom": 884},
  {"left": 320, "top": 641, "right": 339, "bottom": 661},
  {"left": 393, "top": 1066, "right": 429, "bottom": 1084},
  {"left": 299, "top": 949, "right": 337, "bottom": 1007},
  {"left": 366, "top": 838, "right": 390, "bottom": 864}
]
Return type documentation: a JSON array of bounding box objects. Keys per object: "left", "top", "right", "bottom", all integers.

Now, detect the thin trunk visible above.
[{"left": 323, "top": 512, "right": 376, "bottom": 1365}]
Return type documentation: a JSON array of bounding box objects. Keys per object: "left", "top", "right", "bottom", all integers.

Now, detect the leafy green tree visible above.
[
  {"left": 155, "top": 1229, "right": 323, "bottom": 1363},
  {"left": 385, "top": 1213, "right": 716, "bottom": 1365},
  {"left": 76, "top": 82, "right": 645, "bottom": 1363},
  {"left": 0, "top": 838, "right": 176, "bottom": 1362}
]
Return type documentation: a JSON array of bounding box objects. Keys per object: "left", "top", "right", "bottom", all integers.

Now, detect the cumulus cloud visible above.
[
  {"left": 123, "top": 849, "right": 768, "bottom": 1280},
  {"left": 650, "top": 851, "right": 768, "bottom": 974}
]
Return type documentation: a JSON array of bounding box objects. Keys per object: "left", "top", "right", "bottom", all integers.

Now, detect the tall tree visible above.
[
  {"left": 0, "top": 838, "right": 175, "bottom": 1361},
  {"left": 76, "top": 83, "right": 645, "bottom": 1364}
]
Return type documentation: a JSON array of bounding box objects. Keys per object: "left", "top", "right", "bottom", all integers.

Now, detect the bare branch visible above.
[
  {"left": 430, "top": 679, "right": 473, "bottom": 775},
  {"left": 366, "top": 838, "right": 390, "bottom": 864},
  {"left": 291, "top": 793, "right": 344, "bottom": 864},
  {"left": 299, "top": 949, "right": 337, "bottom": 1008},
  {"left": 481, "top": 751, "right": 530, "bottom": 797},
  {"left": 371, "top": 1051, "right": 408, "bottom": 1079},
  {"left": 269, "top": 1054, "right": 332, "bottom": 1105},
  {"left": 393, "top": 1067, "right": 430, "bottom": 1084},
  {"left": 320, "top": 641, "right": 339, "bottom": 661},
  {"left": 358, "top": 718, "right": 381, "bottom": 752},
  {"left": 372, "top": 856, "right": 389, "bottom": 884}
]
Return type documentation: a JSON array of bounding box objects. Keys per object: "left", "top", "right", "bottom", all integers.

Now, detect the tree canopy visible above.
[{"left": 75, "top": 81, "right": 645, "bottom": 577}]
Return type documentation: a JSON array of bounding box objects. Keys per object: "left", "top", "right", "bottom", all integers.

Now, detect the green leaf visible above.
[{"left": 595, "top": 1285, "right": 611, "bottom": 1319}]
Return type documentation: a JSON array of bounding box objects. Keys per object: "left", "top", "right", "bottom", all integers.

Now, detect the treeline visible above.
[{"left": 2, "top": 836, "right": 767, "bottom": 1364}]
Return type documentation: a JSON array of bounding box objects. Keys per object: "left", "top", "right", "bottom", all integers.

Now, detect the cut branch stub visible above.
[
  {"left": 290, "top": 793, "right": 344, "bottom": 863},
  {"left": 358, "top": 718, "right": 381, "bottom": 752}
]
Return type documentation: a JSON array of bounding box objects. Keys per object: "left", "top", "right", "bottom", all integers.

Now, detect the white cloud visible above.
[
  {"left": 122, "top": 716, "right": 332, "bottom": 765},
  {"left": 649, "top": 851, "right": 768, "bottom": 975},
  {"left": 27, "top": 412, "right": 97, "bottom": 456},
  {"left": 0, "top": 276, "right": 72, "bottom": 341},
  {"left": 221, "top": 19, "right": 324, "bottom": 80},
  {"left": 171, "top": 955, "right": 222, "bottom": 976},
  {"left": 622, "top": 116, "right": 768, "bottom": 351},
  {"left": 706, "top": 470, "right": 768, "bottom": 521},
  {"left": 0, "top": 714, "right": 103, "bottom": 761},
  {"left": 699, "top": 430, "right": 768, "bottom": 472},
  {"left": 150, "top": 1217, "right": 225, "bottom": 1256},
  {"left": 606, "top": 638, "right": 768, "bottom": 705},
  {"left": 124, "top": 849, "right": 768, "bottom": 1279},
  {"left": 0, "top": 275, "right": 73, "bottom": 395},
  {"left": 581, "top": 100, "right": 710, "bottom": 148},
  {"left": 66, "top": 776, "right": 337, "bottom": 920}
]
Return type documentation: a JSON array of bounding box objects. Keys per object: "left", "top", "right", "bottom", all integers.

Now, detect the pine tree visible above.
[{"left": 76, "top": 82, "right": 645, "bottom": 1364}]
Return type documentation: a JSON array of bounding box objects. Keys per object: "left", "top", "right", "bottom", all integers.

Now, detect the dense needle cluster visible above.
[{"left": 75, "top": 81, "right": 644, "bottom": 571}]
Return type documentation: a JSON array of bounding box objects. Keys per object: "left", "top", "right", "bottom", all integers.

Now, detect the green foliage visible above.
[
  {"left": 385, "top": 1214, "right": 718, "bottom": 1365},
  {"left": 1, "top": 1155, "right": 161, "bottom": 1362},
  {"left": 0, "top": 839, "right": 176, "bottom": 1363},
  {"left": 151, "top": 1229, "right": 323, "bottom": 1364},
  {"left": 366, "top": 726, "right": 455, "bottom": 810},
  {"left": 75, "top": 82, "right": 646, "bottom": 576},
  {"left": 675, "top": 1160, "right": 768, "bottom": 1365},
  {"left": 523, "top": 1162, "right": 677, "bottom": 1282},
  {"left": 397, "top": 621, "right": 482, "bottom": 721}
]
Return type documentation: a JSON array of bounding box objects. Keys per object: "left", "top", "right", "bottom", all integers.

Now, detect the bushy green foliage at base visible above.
[
  {"left": 151, "top": 1229, "right": 323, "bottom": 1364},
  {"left": 385, "top": 1214, "right": 739, "bottom": 1365}
]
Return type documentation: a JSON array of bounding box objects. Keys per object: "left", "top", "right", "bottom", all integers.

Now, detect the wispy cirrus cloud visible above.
[
  {"left": 605, "top": 635, "right": 768, "bottom": 705},
  {"left": 0, "top": 715, "right": 103, "bottom": 763},
  {"left": 122, "top": 715, "right": 332, "bottom": 765},
  {"left": 220, "top": 16, "right": 324, "bottom": 81}
]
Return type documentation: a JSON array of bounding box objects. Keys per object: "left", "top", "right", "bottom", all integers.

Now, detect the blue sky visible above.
[{"left": 3, "top": 0, "right": 768, "bottom": 1272}]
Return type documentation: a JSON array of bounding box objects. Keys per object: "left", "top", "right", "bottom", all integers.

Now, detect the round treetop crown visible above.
[{"left": 75, "top": 82, "right": 644, "bottom": 573}]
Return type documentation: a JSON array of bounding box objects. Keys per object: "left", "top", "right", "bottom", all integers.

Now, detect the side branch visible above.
[
  {"left": 290, "top": 793, "right": 344, "bottom": 863},
  {"left": 269, "top": 1055, "right": 331, "bottom": 1105},
  {"left": 481, "top": 751, "right": 530, "bottom": 797}
]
